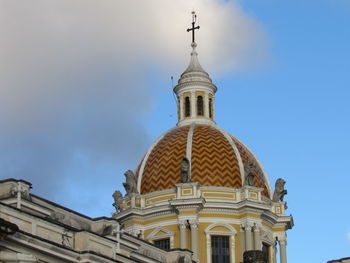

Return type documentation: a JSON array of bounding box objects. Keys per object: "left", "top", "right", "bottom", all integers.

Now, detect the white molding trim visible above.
[
  {"left": 205, "top": 223, "right": 237, "bottom": 263},
  {"left": 137, "top": 128, "right": 175, "bottom": 193},
  {"left": 186, "top": 123, "right": 195, "bottom": 180},
  {"left": 218, "top": 127, "right": 245, "bottom": 184}
]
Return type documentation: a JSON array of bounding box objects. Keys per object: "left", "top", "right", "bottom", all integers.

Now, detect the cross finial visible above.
[{"left": 187, "top": 11, "right": 200, "bottom": 43}]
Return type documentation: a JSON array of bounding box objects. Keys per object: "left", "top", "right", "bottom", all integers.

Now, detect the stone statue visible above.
[
  {"left": 101, "top": 225, "right": 113, "bottom": 236},
  {"left": 112, "top": 190, "right": 124, "bottom": 212},
  {"left": 180, "top": 157, "right": 191, "bottom": 183},
  {"left": 272, "top": 178, "right": 287, "bottom": 202},
  {"left": 244, "top": 159, "right": 255, "bottom": 186},
  {"left": 123, "top": 170, "right": 138, "bottom": 195}
]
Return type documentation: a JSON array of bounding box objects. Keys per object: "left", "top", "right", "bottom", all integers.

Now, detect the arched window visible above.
[
  {"left": 185, "top": 97, "right": 191, "bottom": 117},
  {"left": 197, "top": 96, "right": 203, "bottom": 116},
  {"left": 209, "top": 98, "right": 213, "bottom": 118},
  {"left": 205, "top": 223, "right": 236, "bottom": 263},
  {"left": 147, "top": 227, "right": 174, "bottom": 249}
]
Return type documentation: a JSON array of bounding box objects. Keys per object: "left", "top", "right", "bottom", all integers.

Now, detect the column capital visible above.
[
  {"left": 245, "top": 225, "right": 252, "bottom": 231},
  {"left": 179, "top": 220, "right": 187, "bottom": 230},
  {"left": 279, "top": 239, "right": 287, "bottom": 246},
  {"left": 189, "top": 219, "right": 199, "bottom": 229},
  {"left": 242, "top": 222, "right": 255, "bottom": 230},
  {"left": 253, "top": 225, "right": 261, "bottom": 232}
]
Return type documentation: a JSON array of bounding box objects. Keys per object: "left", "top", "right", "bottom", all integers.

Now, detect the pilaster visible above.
[
  {"left": 240, "top": 225, "right": 246, "bottom": 261},
  {"left": 279, "top": 239, "right": 287, "bottom": 263},
  {"left": 179, "top": 220, "right": 188, "bottom": 249},
  {"left": 245, "top": 225, "right": 253, "bottom": 251},
  {"left": 253, "top": 225, "right": 261, "bottom": 250},
  {"left": 190, "top": 220, "right": 199, "bottom": 261}
]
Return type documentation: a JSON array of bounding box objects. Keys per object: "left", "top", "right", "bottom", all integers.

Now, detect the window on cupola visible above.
[
  {"left": 211, "top": 236, "right": 230, "bottom": 263},
  {"left": 209, "top": 98, "right": 213, "bottom": 118},
  {"left": 185, "top": 97, "right": 191, "bottom": 117},
  {"left": 197, "top": 96, "right": 203, "bottom": 116}
]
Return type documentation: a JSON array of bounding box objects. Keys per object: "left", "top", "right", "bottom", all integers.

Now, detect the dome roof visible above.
[{"left": 136, "top": 123, "right": 271, "bottom": 198}]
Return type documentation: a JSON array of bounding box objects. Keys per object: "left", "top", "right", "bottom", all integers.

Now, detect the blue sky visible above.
[{"left": 0, "top": 1, "right": 349, "bottom": 262}]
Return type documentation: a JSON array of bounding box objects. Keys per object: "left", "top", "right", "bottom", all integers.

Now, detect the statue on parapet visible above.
[
  {"left": 181, "top": 157, "right": 191, "bottom": 183},
  {"left": 112, "top": 190, "right": 124, "bottom": 212},
  {"left": 123, "top": 170, "right": 138, "bottom": 195},
  {"left": 272, "top": 178, "right": 287, "bottom": 202},
  {"left": 244, "top": 159, "right": 256, "bottom": 186}
]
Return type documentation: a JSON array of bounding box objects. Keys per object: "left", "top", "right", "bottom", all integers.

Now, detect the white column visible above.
[
  {"left": 230, "top": 235, "right": 236, "bottom": 263},
  {"left": 204, "top": 92, "right": 209, "bottom": 118},
  {"left": 206, "top": 234, "right": 211, "bottom": 263},
  {"left": 179, "top": 221, "right": 188, "bottom": 249},
  {"left": 240, "top": 226, "right": 245, "bottom": 261},
  {"left": 179, "top": 95, "right": 184, "bottom": 121},
  {"left": 279, "top": 240, "right": 287, "bottom": 263},
  {"left": 253, "top": 226, "right": 261, "bottom": 250},
  {"left": 190, "top": 221, "right": 199, "bottom": 261},
  {"left": 190, "top": 91, "right": 196, "bottom": 117},
  {"left": 245, "top": 226, "right": 253, "bottom": 251},
  {"left": 271, "top": 245, "right": 276, "bottom": 263}
]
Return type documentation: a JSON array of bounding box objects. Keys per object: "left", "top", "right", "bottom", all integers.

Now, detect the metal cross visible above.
[{"left": 187, "top": 11, "right": 200, "bottom": 43}]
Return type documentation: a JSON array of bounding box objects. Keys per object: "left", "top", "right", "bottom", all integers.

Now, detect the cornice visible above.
[{"left": 174, "top": 81, "right": 217, "bottom": 93}]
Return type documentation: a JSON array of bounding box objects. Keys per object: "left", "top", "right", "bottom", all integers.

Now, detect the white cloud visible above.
[{"left": 0, "top": 0, "right": 269, "bottom": 215}]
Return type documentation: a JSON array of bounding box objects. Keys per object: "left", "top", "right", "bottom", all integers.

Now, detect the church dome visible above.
[
  {"left": 136, "top": 123, "right": 271, "bottom": 198},
  {"left": 134, "top": 24, "right": 272, "bottom": 201}
]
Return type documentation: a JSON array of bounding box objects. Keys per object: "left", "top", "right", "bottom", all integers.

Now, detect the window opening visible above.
[
  {"left": 185, "top": 97, "right": 191, "bottom": 117},
  {"left": 211, "top": 236, "right": 230, "bottom": 263},
  {"left": 154, "top": 238, "right": 170, "bottom": 250},
  {"left": 262, "top": 243, "right": 270, "bottom": 263},
  {"left": 209, "top": 98, "right": 213, "bottom": 118},
  {"left": 197, "top": 96, "right": 203, "bottom": 116}
]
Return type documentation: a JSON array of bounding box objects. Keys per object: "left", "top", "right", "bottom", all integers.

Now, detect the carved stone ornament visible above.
[
  {"left": 61, "top": 230, "right": 72, "bottom": 247},
  {"left": 243, "top": 250, "right": 267, "bottom": 263},
  {"left": 272, "top": 178, "right": 287, "bottom": 202},
  {"left": 138, "top": 246, "right": 165, "bottom": 262},
  {"left": 10, "top": 185, "right": 31, "bottom": 201},
  {"left": 123, "top": 170, "right": 138, "bottom": 195},
  {"left": 112, "top": 190, "right": 124, "bottom": 212},
  {"left": 49, "top": 211, "right": 90, "bottom": 230},
  {"left": 244, "top": 159, "right": 255, "bottom": 186},
  {"left": 181, "top": 157, "right": 191, "bottom": 183}
]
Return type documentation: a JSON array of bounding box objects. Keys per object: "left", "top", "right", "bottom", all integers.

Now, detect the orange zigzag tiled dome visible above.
[
  {"left": 135, "top": 38, "right": 272, "bottom": 199},
  {"left": 135, "top": 123, "right": 272, "bottom": 198}
]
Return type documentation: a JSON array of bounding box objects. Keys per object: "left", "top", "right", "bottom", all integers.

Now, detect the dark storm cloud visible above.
[{"left": 0, "top": 0, "right": 269, "bottom": 214}]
